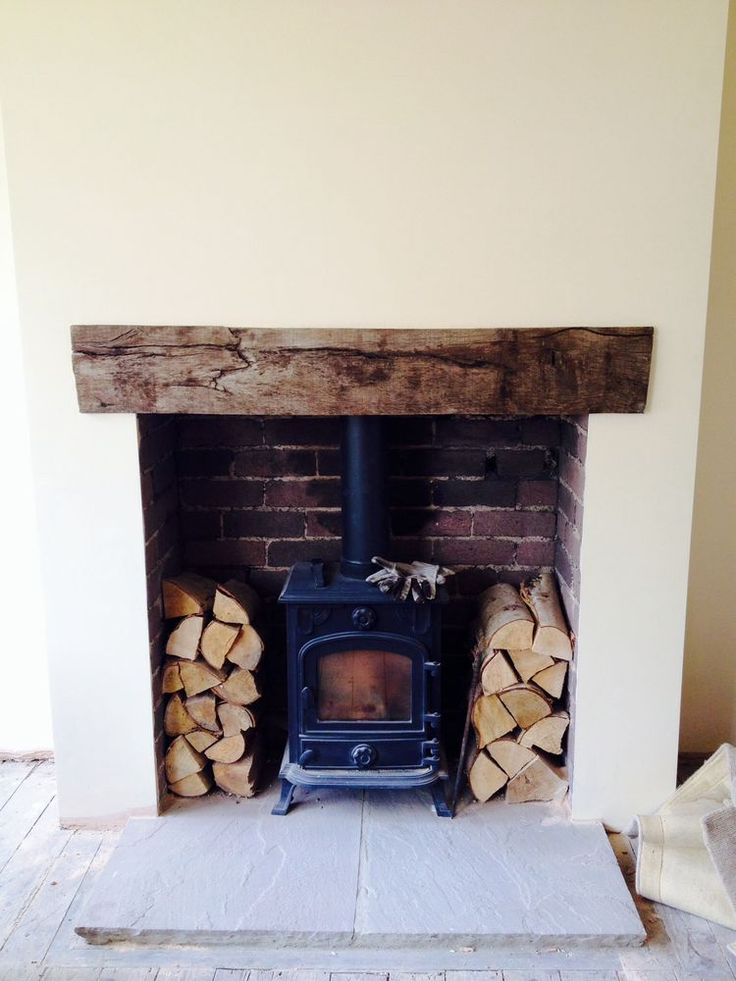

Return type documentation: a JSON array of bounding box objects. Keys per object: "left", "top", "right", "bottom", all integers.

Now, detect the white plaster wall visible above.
[
  {"left": 681, "top": 0, "right": 736, "bottom": 753},
  {"left": 0, "top": 0, "right": 727, "bottom": 825},
  {"left": 0, "top": 109, "right": 53, "bottom": 756}
]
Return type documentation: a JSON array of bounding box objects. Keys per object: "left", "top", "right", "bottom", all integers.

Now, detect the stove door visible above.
[{"left": 297, "top": 632, "right": 433, "bottom": 768}]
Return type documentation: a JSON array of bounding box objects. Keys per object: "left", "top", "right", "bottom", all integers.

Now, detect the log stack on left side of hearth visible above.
[{"left": 161, "top": 573, "right": 265, "bottom": 799}]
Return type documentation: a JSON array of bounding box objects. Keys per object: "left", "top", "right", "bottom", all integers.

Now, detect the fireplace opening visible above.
[{"left": 137, "top": 412, "right": 586, "bottom": 811}]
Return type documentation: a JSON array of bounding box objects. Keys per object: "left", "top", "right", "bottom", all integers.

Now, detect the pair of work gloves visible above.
[{"left": 366, "top": 555, "right": 454, "bottom": 603}]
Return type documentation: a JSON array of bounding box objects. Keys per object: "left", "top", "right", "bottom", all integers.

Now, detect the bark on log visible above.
[
  {"left": 165, "top": 615, "right": 204, "bottom": 661},
  {"left": 213, "top": 580, "right": 260, "bottom": 626},
  {"left": 71, "top": 325, "right": 654, "bottom": 417},
  {"left": 200, "top": 619, "right": 239, "bottom": 670},
  {"left": 478, "top": 584, "right": 535, "bottom": 652},
  {"left": 480, "top": 650, "right": 518, "bottom": 695},
  {"left": 521, "top": 572, "right": 573, "bottom": 661},
  {"left": 162, "top": 573, "right": 216, "bottom": 619}
]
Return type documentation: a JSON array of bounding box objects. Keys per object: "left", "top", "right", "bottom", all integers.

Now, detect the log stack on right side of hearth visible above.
[{"left": 468, "top": 571, "right": 573, "bottom": 804}]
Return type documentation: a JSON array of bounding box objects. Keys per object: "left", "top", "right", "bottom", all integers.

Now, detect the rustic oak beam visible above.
[{"left": 70, "top": 325, "right": 653, "bottom": 416}]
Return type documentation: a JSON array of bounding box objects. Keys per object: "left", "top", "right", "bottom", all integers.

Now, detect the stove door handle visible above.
[{"left": 301, "top": 685, "right": 314, "bottom": 714}]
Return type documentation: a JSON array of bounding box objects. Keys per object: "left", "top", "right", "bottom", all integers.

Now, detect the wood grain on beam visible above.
[{"left": 71, "top": 325, "right": 653, "bottom": 416}]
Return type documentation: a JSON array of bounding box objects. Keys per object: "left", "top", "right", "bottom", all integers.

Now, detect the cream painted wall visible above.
[
  {"left": 0, "top": 110, "right": 53, "bottom": 756},
  {"left": 681, "top": 0, "right": 736, "bottom": 753},
  {"left": 0, "top": 1, "right": 728, "bottom": 825}
]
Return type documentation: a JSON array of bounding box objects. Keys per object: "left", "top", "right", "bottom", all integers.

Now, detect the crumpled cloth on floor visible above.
[{"left": 635, "top": 743, "right": 736, "bottom": 929}]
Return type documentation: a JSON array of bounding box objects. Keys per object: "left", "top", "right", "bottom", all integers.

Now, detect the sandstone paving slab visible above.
[
  {"left": 76, "top": 785, "right": 362, "bottom": 945},
  {"left": 356, "top": 792, "right": 645, "bottom": 947}
]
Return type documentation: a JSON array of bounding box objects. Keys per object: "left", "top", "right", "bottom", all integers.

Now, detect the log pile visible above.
[
  {"left": 468, "top": 572, "right": 573, "bottom": 804},
  {"left": 161, "top": 573, "right": 264, "bottom": 798}
]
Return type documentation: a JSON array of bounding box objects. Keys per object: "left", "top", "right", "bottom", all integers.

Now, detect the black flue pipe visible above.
[{"left": 340, "top": 416, "right": 389, "bottom": 579}]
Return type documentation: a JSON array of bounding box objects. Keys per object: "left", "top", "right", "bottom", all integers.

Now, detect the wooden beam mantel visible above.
[{"left": 71, "top": 326, "right": 653, "bottom": 416}]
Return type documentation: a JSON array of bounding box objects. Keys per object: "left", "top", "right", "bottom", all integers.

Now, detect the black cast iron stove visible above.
[{"left": 273, "top": 416, "right": 451, "bottom": 816}]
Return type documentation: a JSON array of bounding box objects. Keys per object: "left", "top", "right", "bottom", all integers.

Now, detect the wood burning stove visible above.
[{"left": 273, "top": 417, "right": 451, "bottom": 816}]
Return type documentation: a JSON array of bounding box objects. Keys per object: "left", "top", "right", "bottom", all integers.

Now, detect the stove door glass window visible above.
[{"left": 317, "top": 649, "right": 412, "bottom": 722}]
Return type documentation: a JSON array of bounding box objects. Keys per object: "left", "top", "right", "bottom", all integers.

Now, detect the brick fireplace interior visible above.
[{"left": 138, "top": 412, "right": 587, "bottom": 807}]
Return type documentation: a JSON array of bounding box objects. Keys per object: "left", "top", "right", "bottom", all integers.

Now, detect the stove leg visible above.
[
  {"left": 271, "top": 779, "right": 296, "bottom": 816},
  {"left": 430, "top": 778, "right": 453, "bottom": 818}
]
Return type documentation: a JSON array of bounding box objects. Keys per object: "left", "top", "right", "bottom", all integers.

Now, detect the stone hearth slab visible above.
[{"left": 76, "top": 785, "right": 644, "bottom": 948}]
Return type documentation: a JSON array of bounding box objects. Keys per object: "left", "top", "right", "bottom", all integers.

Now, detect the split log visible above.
[
  {"left": 521, "top": 572, "right": 573, "bottom": 661},
  {"left": 212, "top": 740, "right": 262, "bottom": 797},
  {"left": 162, "top": 661, "right": 183, "bottom": 694},
  {"left": 205, "top": 733, "right": 247, "bottom": 764},
  {"left": 213, "top": 580, "right": 260, "bottom": 626},
  {"left": 519, "top": 711, "right": 570, "bottom": 755},
  {"left": 471, "top": 692, "right": 516, "bottom": 748},
  {"left": 218, "top": 702, "right": 257, "bottom": 738},
  {"left": 487, "top": 738, "right": 538, "bottom": 778},
  {"left": 226, "top": 625, "right": 265, "bottom": 671},
  {"left": 532, "top": 661, "right": 568, "bottom": 699},
  {"left": 162, "top": 573, "right": 216, "bottom": 619},
  {"left": 179, "top": 661, "right": 226, "bottom": 698},
  {"left": 185, "top": 729, "right": 219, "bottom": 752},
  {"left": 200, "top": 620, "right": 239, "bottom": 670},
  {"left": 499, "top": 684, "right": 552, "bottom": 730},
  {"left": 165, "top": 735, "right": 206, "bottom": 784},
  {"left": 165, "top": 615, "right": 204, "bottom": 660},
  {"left": 478, "top": 583, "right": 535, "bottom": 651},
  {"left": 169, "top": 770, "right": 213, "bottom": 797},
  {"left": 184, "top": 693, "right": 220, "bottom": 733},
  {"left": 507, "top": 648, "right": 554, "bottom": 683},
  {"left": 468, "top": 751, "right": 508, "bottom": 802},
  {"left": 480, "top": 650, "right": 518, "bottom": 695},
  {"left": 164, "top": 693, "right": 198, "bottom": 737},
  {"left": 214, "top": 668, "right": 261, "bottom": 706},
  {"left": 506, "top": 756, "right": 568, "bottom": 803}
]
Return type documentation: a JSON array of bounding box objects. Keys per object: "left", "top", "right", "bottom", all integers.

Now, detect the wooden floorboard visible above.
[
  {"left": 0, "top": 761, "right": 36, "bottom": 810},
  {"left": 0, "top": 761, "right": 56, "bottom": 876},
  {"left": 1, "top": 829, "right": 101, "bottom": 964},
  {"left": 0, "top": 796, "right": 73, "bottom": 949},
  {"left": 0, "top": 761, "right": 734, "bottom": 981}
]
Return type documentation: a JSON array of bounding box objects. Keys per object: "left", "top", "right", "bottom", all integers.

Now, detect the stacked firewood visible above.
[
  {"left": 468, "top": 572, "right": 573, "bottom": 804},
  {"left": 161, "top": 573, "right": 264, "bottom": 799}
]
